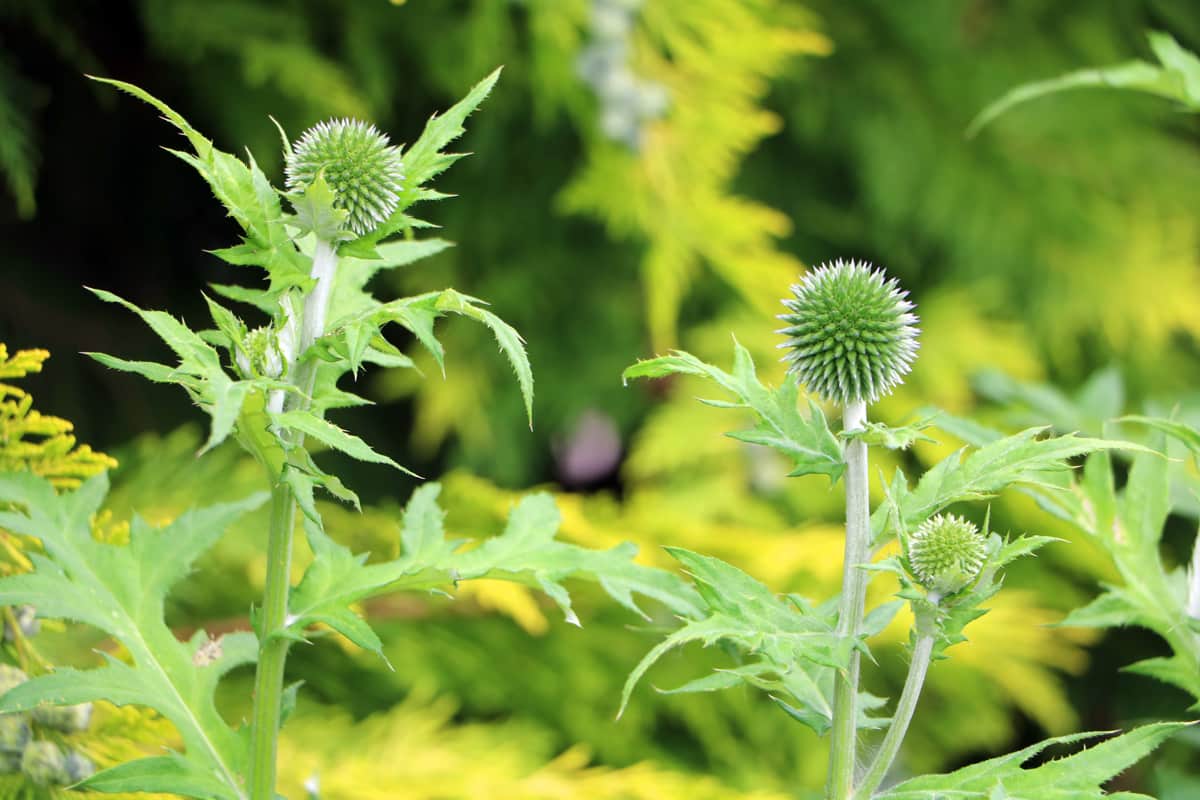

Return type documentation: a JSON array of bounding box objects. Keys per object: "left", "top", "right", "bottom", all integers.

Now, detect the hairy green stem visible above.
[
  {"left": 854, "top": 631, "right": 936, "bottom": 799},
  {"left": 828, "top": 399, "right": 870, "bottom": 800},
  {"left": 247, "top": 237, "right": 339, "bottom": 800}
]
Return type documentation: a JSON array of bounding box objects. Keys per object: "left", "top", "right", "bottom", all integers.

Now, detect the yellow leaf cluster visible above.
[
  {"left": 559, "top": 0, "right": 831, "bottom": 349},
  {"left": 277, "top": 694, "right": 789, "bottom": 800},
  {"left": 0, "top": 345, "right": 116, "bottom": 490}
]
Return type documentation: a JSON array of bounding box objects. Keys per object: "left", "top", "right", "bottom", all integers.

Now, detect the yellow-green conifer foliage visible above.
[{"left": 0, "top": 345, "right": 116, "bottom": 489}]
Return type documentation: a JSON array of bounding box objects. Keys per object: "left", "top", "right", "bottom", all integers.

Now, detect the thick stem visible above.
[
  {"left": 247, "top": 237, "right": 339, "bottom": 800},
  {"left": 247, "top": 484, "right": 296, "bottom": 800},
  {"left": 854, "top": 632, "right": 936, "bottom": 799},
  {"left": 828, "top": 400, "right": 870, "bottom": 800}
]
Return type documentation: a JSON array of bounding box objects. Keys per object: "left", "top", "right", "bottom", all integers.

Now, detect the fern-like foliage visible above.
[
  {"left": 561, "top": 0, "right": 831, "bottom": 349},
  {"left": 0, "top": 345, "right": 116, "bottom": 490}
]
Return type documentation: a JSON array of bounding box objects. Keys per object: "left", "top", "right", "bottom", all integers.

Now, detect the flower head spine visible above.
[{"left": 777, "top": 259, "right": 919, "bottom": 405}]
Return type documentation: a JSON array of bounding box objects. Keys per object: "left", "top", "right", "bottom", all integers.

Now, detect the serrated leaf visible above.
[
  {"left": 284, "top": 484, "right": 700, "bottom": 658},
  {"left": 273, "top": 409, "right": 417, "bottom": 477},
  {"left": 401, "top": 67, "right": 501, "bottom": 192},
  {"left": 873, "top": 427, "right": 1135, "bottom": 545},
  {"left": 0, "top": 471, "right": 264, "bottom": 799},
  {"left": 618, "top": 548, "right": 869, "bottom": 733},
  {"left": 842, "top": 417, "right": 937, "bottom": 450},
  {"left": 624, "top": 344, "right": 844, "bottom": 481},
  {"left": 877, "top": 722, "right": 1191, "bottom": 799}
]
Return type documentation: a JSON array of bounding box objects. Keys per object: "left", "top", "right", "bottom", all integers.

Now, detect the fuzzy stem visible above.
[
  {"left": 247, "top": 237, "right": 338, "bottom": 800},
  {"left": 828, "top": 399, "right": 870, "bottom": 800},
  {"left": 854, "top": 631, "right": 936, "bottom": 799}
]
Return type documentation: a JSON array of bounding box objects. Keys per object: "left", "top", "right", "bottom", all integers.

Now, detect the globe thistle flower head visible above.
[
  {"left": 777, "top": 259, "right": 919, "bottom": 405},
  {"left": 908, "top": 513, "right": 988, "bottom": 596},
  {"left": 285, "top": 118, "right": 404, "bottom": 237}
]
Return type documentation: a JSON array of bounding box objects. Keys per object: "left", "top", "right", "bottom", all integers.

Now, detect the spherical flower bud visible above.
[
  {"left": 285, "top": 119, "right": 404, "bottom": 237},
  {"left": 777, "top": 259, "right": 919, "bottom": 405},
  {"left": 21, "top": 740, "right": 68, "bottom": 785},
  {"left": 908, "top": 514, "right": 988, "bottom": 595},
  {"left": 33, "top": 702, "right": 92, "bottom": 733}
]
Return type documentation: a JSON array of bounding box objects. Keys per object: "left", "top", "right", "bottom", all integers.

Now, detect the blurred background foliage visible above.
[{"left": 1, "top": 0, "right": 1200, "bottom": 797}]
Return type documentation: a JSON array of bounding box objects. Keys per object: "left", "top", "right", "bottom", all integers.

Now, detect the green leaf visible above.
[
  {"left": 0, "top": 471, "right": 265, "bottom": 799},
  {"left": 289, "top": 172, "right": 350, "bottom": 241},
  {"left": 272, "top": 409, "right": 418, "bottom": 477},
  {"left": 623, "top": 343, "right": 845, "bottom": 481},
  {"left": 283, "top": 484, "right": 700, "bottom": 656},
  {"left": 877, "top": 722, "right": 1192, "bottom": 799},
  {"left": 873, "top": 428, "right": 1135, "bottom": 545},
  {"left": 618, "top": 548, "right": 869, "bottom": 734},
  {"left": 88, "top": 288, "right": 273, "bottom": 454},
  {"left": 841, "top": 416, "right": 937, "bottom": 450},
  {"left": 401, "top": 67, "right": 502, "bottom": 193}
]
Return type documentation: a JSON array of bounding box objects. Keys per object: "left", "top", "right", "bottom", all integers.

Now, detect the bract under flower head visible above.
[
  {"left": 777, "top": 259, "right": 919, "bottom": 405},
  {"left": 285, "top": 119, "right": 404, "bottom": 237}
]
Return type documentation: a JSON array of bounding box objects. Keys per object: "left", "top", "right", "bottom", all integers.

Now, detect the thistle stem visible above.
[
  {"left": 828, "top": 399, "right": 870, "bottom": 800},
  {"left": 854, "top": 631, "right": 936, "bottom": 799},
  {"left": 247, "top": 237, "right": 339, "bottom": 800}
]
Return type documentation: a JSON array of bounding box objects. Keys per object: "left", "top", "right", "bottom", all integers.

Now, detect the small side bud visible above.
[{"left": 907, "top": 514, "right": 988, "bottom": 595}]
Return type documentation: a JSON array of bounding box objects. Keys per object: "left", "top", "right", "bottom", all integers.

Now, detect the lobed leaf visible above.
[
  {"left": 0, "top": 471, "right": 265, "bottom": 799},
  {"left": 624, "top": 343, "right": 844, "bottom": 481}
]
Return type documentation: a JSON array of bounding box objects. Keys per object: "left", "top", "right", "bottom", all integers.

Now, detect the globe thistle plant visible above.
[
  {"left": 777, "top": 259, "right": 919, "bottom": 406},
  {"left": 285, "top": 119, "right": 404, "bottom": 238},
  {"left": 907, "top": 513, "right": 989, "bottom": 596}
]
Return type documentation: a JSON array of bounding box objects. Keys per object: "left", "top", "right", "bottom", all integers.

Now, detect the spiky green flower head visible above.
[
  {"left": 777, "top": 259, "right": 919, "bottom": 405},
  {"left": 285, "top": 119, "right": 404, "bottom": 237},
  {"left": 907, "top": 513, "right": 988, "bottom": 596}
]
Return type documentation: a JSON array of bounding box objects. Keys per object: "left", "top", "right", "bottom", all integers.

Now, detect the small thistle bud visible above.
[
  {"left": 777, "top": 259, "right": 919, "bottom": 405},
  {"left": 285, "top": 119, "right": 404, "bottom": 237},
  {"left": 64, "top": 750, "right": 95, "bottom": 783},
  {"left": 235, "top": 327, "right": 286, "bottom": 380},
  {"left": 0, "top": 665, "right": 27, "bottom": 696},
  {"left": 33, "top": 702, "right": 92, "bottom": 733},
  {"left": 908, "top": 514, "right": 988, "bottom": 595},
  {"left": 21, "top": 740, "right": 68, "bottom": 785}
]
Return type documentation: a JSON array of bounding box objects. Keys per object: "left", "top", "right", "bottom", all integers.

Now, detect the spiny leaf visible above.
[
  {"left": 284, "top": 483, "right": 700, "bottom": 655},
  {"left": 877, "top": 722, "right": 1192, "bottom": 799},
  {"left": 623, "top": 343, "right": 844, "bottom": 481},
  {"left": 0, "top": 471, "right": 264, "bottom": 799},
  {"left": 273, "top": 409, "right": 418, "bottom": 477},
  {"left": 618, "top": 548, "right": 868, "bottom": 734}
]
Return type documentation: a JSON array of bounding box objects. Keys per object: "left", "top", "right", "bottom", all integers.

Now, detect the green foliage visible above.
[
  {"left": 876, "top": 722, "right": 1191, "bottom": 800},
  {"left": 0, "top": 471, "right": 264, "bottom": 798},
  {"left": 623, "top": 342, "right": 844, "bottom": 481},
  {"left": 1044, "top": 424, "right": 1200, "bottom": 708},
  {"left": 969, "top": 31, "right": 1200, "bottom": 136},
  {"left": 620, "top": 547, "right": 896, "bottom": 737}
]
